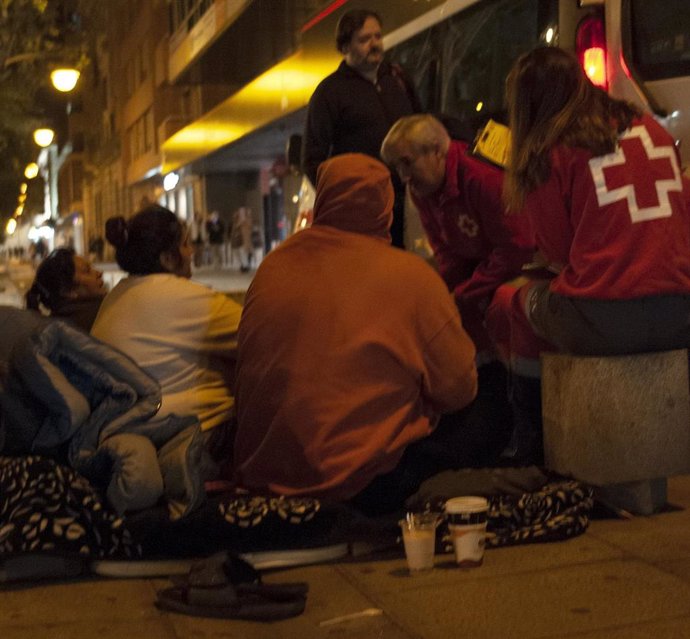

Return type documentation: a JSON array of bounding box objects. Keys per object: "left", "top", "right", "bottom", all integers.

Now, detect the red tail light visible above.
[{"left": 576, "top": 15, "right": 608, "bottom": 90}]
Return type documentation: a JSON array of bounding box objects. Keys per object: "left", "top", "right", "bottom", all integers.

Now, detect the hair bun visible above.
[{"left": 105, "top": 216, "right": 128, "bottom": 248}]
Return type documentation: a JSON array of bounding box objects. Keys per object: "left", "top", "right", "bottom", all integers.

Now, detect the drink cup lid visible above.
[
  {"left": 444, "top": 496, "right": 488, "bottom": 514},
  {"left": 399, "top": 512, "right": 440, "bottom": 530}
]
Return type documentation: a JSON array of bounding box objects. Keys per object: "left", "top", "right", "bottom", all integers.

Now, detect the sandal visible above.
[{"left": 155, "top": 552, "right": 308, "bottom": 621}]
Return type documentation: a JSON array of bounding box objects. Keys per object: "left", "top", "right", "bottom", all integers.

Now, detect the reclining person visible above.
[
  {"left": 230, "top": 153, "right": 478, "bottom": 514},
  {"left": 26, "top": 247, "right": 106, "bottom": 332}
]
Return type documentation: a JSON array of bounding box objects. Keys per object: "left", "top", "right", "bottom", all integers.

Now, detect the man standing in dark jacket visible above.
[{"left": 302, "top": 9, "right": 419, "bottom": 248}]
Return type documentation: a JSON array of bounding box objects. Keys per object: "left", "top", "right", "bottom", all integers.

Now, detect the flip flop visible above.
[
  {"left": 155, "top": 583, "right": 307, "bottom": 621},
  {"left": 172, "top": 552, "right": 257, "bottom": 587},
  {"left": 156, "top": 552, "right": 308, "bottom": 621}
]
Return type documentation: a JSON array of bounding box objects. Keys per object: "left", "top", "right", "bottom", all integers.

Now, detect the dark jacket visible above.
[{"left": 302, "top": 60, "right": 419, "bottom": 185}]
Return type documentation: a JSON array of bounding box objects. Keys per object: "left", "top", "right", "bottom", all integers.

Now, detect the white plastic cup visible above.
[
  {"left": 399, "top": 513, "right": 439, "bottom": 572},
  {"left": 444, "top": 496, "right": 488, "bottom": 568}
]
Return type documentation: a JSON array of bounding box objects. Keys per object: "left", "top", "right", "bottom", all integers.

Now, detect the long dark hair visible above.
[
  {"left": 504, "top": 47, "right": 641, "bottom": 211},
  {"left": 25, "top": 247, "right": 76, "bottom": 312},
  {"left": 105, "top": 205, "right": 185, "bottom": 275}
]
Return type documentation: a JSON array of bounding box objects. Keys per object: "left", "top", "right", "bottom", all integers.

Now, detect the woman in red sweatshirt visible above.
[{"left": 490, "top": 46, "right": 690, "bottom": 464}]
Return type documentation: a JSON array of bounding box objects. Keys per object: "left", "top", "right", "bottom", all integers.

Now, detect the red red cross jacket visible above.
[
  {"left": 412, "top": 140, "right": 534, "bottom": 321},
  {"left": 526, "top": 114, "right": 690, "bottom": 299}
]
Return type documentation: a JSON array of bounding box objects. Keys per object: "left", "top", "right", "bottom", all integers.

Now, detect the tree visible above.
[{"left": 0, "top": 0, "right": 93, "bottom": 227}]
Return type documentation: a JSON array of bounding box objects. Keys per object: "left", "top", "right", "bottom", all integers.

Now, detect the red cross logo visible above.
[
  {"left": 457, "top": 214, "right": 479, "bottom": 238},
  {"left": 589, "top": 124, "right": 682, "bottom": 223}
]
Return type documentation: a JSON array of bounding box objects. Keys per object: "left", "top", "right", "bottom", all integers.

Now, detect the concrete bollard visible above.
[{"left": 541, "top": 350, "right": 690, "bottom": 513}]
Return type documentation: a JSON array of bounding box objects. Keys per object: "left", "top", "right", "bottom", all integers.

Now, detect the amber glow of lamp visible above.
[
  {"left": 33, "top": 128, "right": 55, "bottom": 147},
  {"left": 50, "top": 68, "right": 80, "bottom": 92},
  {"left": 24, "top": 163, "right": 39, "bottom": 179}
]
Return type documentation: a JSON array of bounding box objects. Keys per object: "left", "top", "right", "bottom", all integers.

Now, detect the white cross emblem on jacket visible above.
[{"left": 589, "top": 125, "right": 682, "bottom": 223}]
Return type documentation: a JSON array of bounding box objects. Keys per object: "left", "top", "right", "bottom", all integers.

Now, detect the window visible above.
[
  {"left": 389, "top": 29, "right": 439, "bottom": 112},
  {"left": 144, "top": 110, "right": 154, "bottom": 153},
  {"left": 388, "top": 0, "right": 558, "bottom": 134},
  {"left": 628, "top": 0, "right": 690, "bottom": 80},
  {"left": 171, "top": 0, "right": 214, "bottom": 33},
  {"left": 442, "top": 0, "right": 556, "bottom": 126},
  {"left": 138, "top": 43, "right": 149, "bottom": 83},
  {"left": 127, "top": 126, "right": 135, "bottom": 163},
  {"left": 125, "top": 60, "right": 135, "bottom": 97},
  {"left": 127, "top": 117, "right": 147, "bottom": 162}
]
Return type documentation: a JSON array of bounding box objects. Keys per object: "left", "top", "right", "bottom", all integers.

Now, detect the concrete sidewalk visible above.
[{"left": 3, "top": 475, "right": 690, "bottom": 638}]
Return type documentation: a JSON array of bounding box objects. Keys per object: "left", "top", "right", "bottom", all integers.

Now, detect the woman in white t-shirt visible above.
[{"left": 92, "top": 205, "right": 242, "bottom": 451}]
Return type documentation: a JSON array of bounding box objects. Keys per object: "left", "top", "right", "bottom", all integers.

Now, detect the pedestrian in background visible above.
[
  {"left": 232, "top": 206, "right": 254, "bottom": 272},
  {"left": 88, "top": 235, "right": 105, "bottom": 263},
  {"left": 205, "top": 211, "right": 225, "bottom": 269},
  {"left": 32, "top": 238, "right": 48, "bottom": 264},
  {"left": 189, "top": 211, "right": 208, "bottom": 268}
]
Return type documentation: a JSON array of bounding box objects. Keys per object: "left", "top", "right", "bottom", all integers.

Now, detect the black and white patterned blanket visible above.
[
  {"left": 418, "top": 479, "right": 594, "bottom": 550},
  {"left": 0, "top": 456, "right": 141, "bottom": 559},
  {"left": 1, "top": 455, "right": 592, "bottom": 578}
]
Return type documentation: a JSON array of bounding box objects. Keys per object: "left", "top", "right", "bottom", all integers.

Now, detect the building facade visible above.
[{"left": 60, "top": 0, "right": 330, "bottom": 261}]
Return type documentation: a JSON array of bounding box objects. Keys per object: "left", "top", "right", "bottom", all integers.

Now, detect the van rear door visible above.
[{"left": 607, "top": 0, "right": 690, "bottom": 171}]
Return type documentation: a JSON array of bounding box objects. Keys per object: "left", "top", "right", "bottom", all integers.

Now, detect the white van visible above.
[
  {"left": 585, "top": 0, "right": 689, "bottom": 170},
  {"left": 292, "top": 0, "right": 690, "bottom": 238}
]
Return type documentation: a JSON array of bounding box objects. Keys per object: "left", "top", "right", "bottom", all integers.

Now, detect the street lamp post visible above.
[
  {"left": 3, "top": 53, "right": 81, "bottom": 248},
  {"left": 34, "top": 127, "right": 59, "bottom": 221}
]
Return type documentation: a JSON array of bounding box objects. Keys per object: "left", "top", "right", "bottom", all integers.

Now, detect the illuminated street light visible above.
[
  {"left": 20, "top": 183, "right": 28, "bottom": 194},
  {"left": 5, "top": 54, "right": 80, "bottom": 92},
  {"left": 6, "top": 218, "right": 17, "bottom": 235},
  {"left": 50, "top": 67, "right": 80, "bottom": 92},
  {"left": 33, "top": 128, "right": 55, "bottom": 147},
  {"left": 25, "top": 163, "right": 39, "bottom": 179},
  {"left": 163, "top": 172, "right": 180, "bottom": 191}
]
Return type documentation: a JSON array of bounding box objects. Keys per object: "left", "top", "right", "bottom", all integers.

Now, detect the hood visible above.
[{"left": 312, "top": 153, "right": 393, "bottom": 242}]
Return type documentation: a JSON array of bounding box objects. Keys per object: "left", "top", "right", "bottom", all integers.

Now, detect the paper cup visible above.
[
  {"left": 399, "top": 513, "right": 439, "bottom": 572},
  {"left": 444, "top": 496, "right": 488, "bottom": 568}
]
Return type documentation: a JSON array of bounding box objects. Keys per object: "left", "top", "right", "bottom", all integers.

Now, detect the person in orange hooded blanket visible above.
[{"left": 231, "top": 153, "right": 480, "bottom": 514}]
